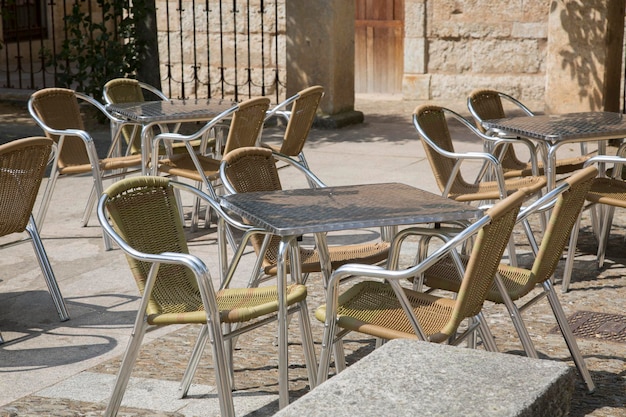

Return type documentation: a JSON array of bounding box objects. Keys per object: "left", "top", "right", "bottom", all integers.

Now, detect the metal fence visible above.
[{"left": 0, "top": 0, "right": 285, "bottom": 102}]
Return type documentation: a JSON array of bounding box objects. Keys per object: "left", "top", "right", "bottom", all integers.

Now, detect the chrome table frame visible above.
[
  {"left": 221, "top": 182, "right": 483, "bottom": 408},
  {"left": 106, "top": 99, "right": 237, "bottom": 174},
  {"left": 483, "top": 111, "right": 626, "bottom": 190}
]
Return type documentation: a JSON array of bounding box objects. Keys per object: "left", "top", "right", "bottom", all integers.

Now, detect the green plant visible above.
[{"left": 46, "top": 0, "right": 147, "bottom": 100}]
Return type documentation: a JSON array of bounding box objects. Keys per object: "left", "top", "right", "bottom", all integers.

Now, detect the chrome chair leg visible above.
[
  {"left": 544, "top": 280, "right": 595, "bottom": 392},
  {"left": 27, "top": 218, "right": 70, "bottom": 321},
  {"left": 179, "top": 325, "right": 210, "bottom": 398}
]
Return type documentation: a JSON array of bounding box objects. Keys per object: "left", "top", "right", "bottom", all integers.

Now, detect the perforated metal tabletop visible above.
[
  {"left": 221, "top": 183, "right": 483, "bottom": 236},
  {"left": 482, "top": 111, "right": 626, "bottom": 144},
  {"left": 106, "top": 99, "right": 237, "bottom": 123}
]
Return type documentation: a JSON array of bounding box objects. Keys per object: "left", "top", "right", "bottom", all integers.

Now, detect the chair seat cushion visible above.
[
  {"left": 263, "top": 241, "right": 390, "bottom": 275},
  {"left": 148, "top": 283, "right": 307, "bottom": 325}
]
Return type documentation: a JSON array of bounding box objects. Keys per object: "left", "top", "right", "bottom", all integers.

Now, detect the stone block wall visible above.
[
  {"left": 403, "top": 0, "right": 550, "bottom": 103},
  {"left": 154, "top": 0, "right": 285, "bottom": 100}
]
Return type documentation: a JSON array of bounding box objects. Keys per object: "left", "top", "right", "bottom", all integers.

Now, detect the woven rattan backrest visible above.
[
  {"left": 414, "top": 105, "right": 473, "bottom": 194},
  {"left": 104, "top": 78, "right": 144, "bottom": 103},
  {"left": 467, "top": 89, "right": 506, "bottom": 132},
  {"left": 531, "top": 166, "right": 597, "bottom": 284},
  {"left": 280, "top": 85, "right": 323, "bottom": 157},
  {"left": 30, "top": 88, "right": 91, "bottom": 169},
  {"left": 223, "top": 97, "right": 271, "bottom": 155},
  {"left": 103, "top": 78, "right": 144, "bottom": 153},
  {"left": 442, "top": 188, "right": 528, "bottom": 335},
  {"left": 0, "top": 137, "right": 53, "bottom": 236},
  {"left": 103, "top": 176, "right": 203, "bottom": 315},
  {"left": 221, "top": 146, "right": 283, "bottom": 264},
  {"left": 468, "top": 89, "right": 527, "bottom": 169}
]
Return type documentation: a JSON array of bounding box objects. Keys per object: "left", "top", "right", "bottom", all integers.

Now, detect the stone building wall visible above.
[
  {"left": 403, "top": 0, "right": 550, "bottom": 103},
  {"left": 154, "top": 0, "right": 552, "bottom": 102},
  {"left": 153, "top": 0, "right": 285, "bottom": 100}
]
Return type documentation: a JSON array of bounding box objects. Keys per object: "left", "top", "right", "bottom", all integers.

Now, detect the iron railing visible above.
[{"left": 0, "top": 0, "right": 285, "bottom": 102}]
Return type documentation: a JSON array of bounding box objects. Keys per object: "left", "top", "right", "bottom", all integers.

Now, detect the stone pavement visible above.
[{"left": 0, "top": 94, "right": 624, "bottom": 416}]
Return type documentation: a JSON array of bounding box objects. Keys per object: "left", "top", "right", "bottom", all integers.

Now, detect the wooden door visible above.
[{"left": 355, "top": 0, "right": 404, "bottom": 94}]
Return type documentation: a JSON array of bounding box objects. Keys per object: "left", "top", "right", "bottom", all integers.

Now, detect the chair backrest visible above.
[
  {"left": 279, "top": 85, "right": 323, "bottom": 157},
  {"left": 103, "top": 78, "right": 145, "bottom": 104},
  {"left": 528, "top": 166, "right": 597, "bottom": 285},
  {"left": 220, "top": 146, "right": 283, "bottom": 265},
  {"left": 435, "top": 187, "right": 530, "bottom": 341},
  {"left": 413, "top": 104, "right": 475, "bottom": 195},
  {"left": 103, "top": 78, "right": 169, "bottom": 155},
  {"left": 0, "top": 137, "right": 53, "bottom": 236},
  {"left": 29, "top": 88, "right": 91, "bottom": 168},
  {"left": 101, "top": 176, "right": 202, "bottom": 316},
  {"left": 223, "top": 97, "right": 271, "bottom": 155},
  {"left": 467, "top": 89, "right": 534, "bottom": 170}
]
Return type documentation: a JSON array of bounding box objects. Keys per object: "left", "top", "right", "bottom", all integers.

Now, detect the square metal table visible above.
[
  {"left": 221, "top": 182, "right": 483, "bottom": 408},
  {"left": 106, "top": 99, "right": 237, "bottom": 173},
  {"left": 482, "top": 111, "right": 626, "bottom": 189}
]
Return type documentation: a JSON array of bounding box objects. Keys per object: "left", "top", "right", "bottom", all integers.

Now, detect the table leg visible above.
[{"left": 276, "top": 236, "right": 298, "bottom": 408}]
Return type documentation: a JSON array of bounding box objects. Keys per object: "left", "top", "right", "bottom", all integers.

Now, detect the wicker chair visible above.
[
  {"left": 0, "top": 137, "right": 69, "bottom": 343},
  {"left": 261, "top": 85, "right": 324, "bottom": 168},
  {"left": 219, "top": 146, "right": 390, "bottom": 288},
  {"left": 562, "top": 154, "right": 626, "bottom": 292},
  {"left": 315, "top": 186, "right": 536, "bottom": 384},
  {"left": 97, "top": 176, "right": 317, "bottom": 417},
  {"left": 28, "top": 87, "right": 143, "bottom": 250},
  {"left": 155, "top": 96, "right": 271, "bottom": 197},
  {"left": 422, "top": 166, "right": 598, "bottom": 392},
  {"left": 103, "top": 78, "right": 173, "bottom": 156},
  {"left": 468, "top": 89, "right": 591, "bottom": 178},
  {"left": 413, "top": 104, "right": 546, "bottom": 203}
]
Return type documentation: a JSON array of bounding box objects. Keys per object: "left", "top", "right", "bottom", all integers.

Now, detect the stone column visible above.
[
  {"left": 286, "top": 2, "right": 363, "bottom": 127},
  {"left": 545, "top": 0, "right": 625, "bottom": 113},
  {"left": 402, "top": 0, "right": 429, "bottom": 100}
]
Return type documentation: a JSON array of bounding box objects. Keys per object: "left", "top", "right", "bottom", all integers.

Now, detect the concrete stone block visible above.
[{"left": 276, "top": 339, "right": 574, "bottom": 417}]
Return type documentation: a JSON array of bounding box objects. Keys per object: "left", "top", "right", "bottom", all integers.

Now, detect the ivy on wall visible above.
[{"left": 44, "top": 0, "right": 146, "bottom": 100}]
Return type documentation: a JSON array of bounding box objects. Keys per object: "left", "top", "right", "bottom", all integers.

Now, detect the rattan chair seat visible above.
[
  {"left": 586, "top": 177, "right": 626, "bottom": 207},
  {"left": 448, "top": 174, "right": 546, "bottom": 202},
  {"left": 315, "top": 281, "right": 456, "bottom": 342},
  {"left": 157, "top": 153, "right": 221, "bottom": 182},
  {"left": 501, "top": 155, "right": 588, "bottom": 179},
  {"left": 263, "top": 241, "right": 391, "bottom": 275},
  {"left": 148, "top": 283, "right": 307, "bottom": 325}
]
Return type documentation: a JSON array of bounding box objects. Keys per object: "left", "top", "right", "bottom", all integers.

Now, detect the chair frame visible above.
[
  {"left": 468, "top": 89, "right": 590, "bottom": 178},
  {"left": 261, "top": 85, "right": 324, "bottom": 168},
  {"left": 316, "top": 188, "right": 533, "bottom": 385},
  {"left": 28, "top": 87, "right": 143, "bottom": 250},
  {"left": 413, "top": 104, "right": 542, "bottom": 202},
  {"left": 563, "top": 153, "right": 626, "bottom": 292},
  {"left": 103, "top": 78, "right": 172, "bottom": 156},
  {"left": 422, "top": 166, "right": 598, "bottom": 391},
  {"left": 97, "top": 176, "right": 317, "bottom": 417},
  {"left": 0, "top": 137, "right": 70, "bottom": 343}
]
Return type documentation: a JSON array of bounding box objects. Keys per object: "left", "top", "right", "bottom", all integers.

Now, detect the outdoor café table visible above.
[
  {"left": 220, "top": 182, "right": 483, "bottom": 409},
  {"left": 482, "top": 111, "right": 626, "bottom": 190},
  {"left": 106, "top": 98, "right": 237, "bottom": 174}
]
